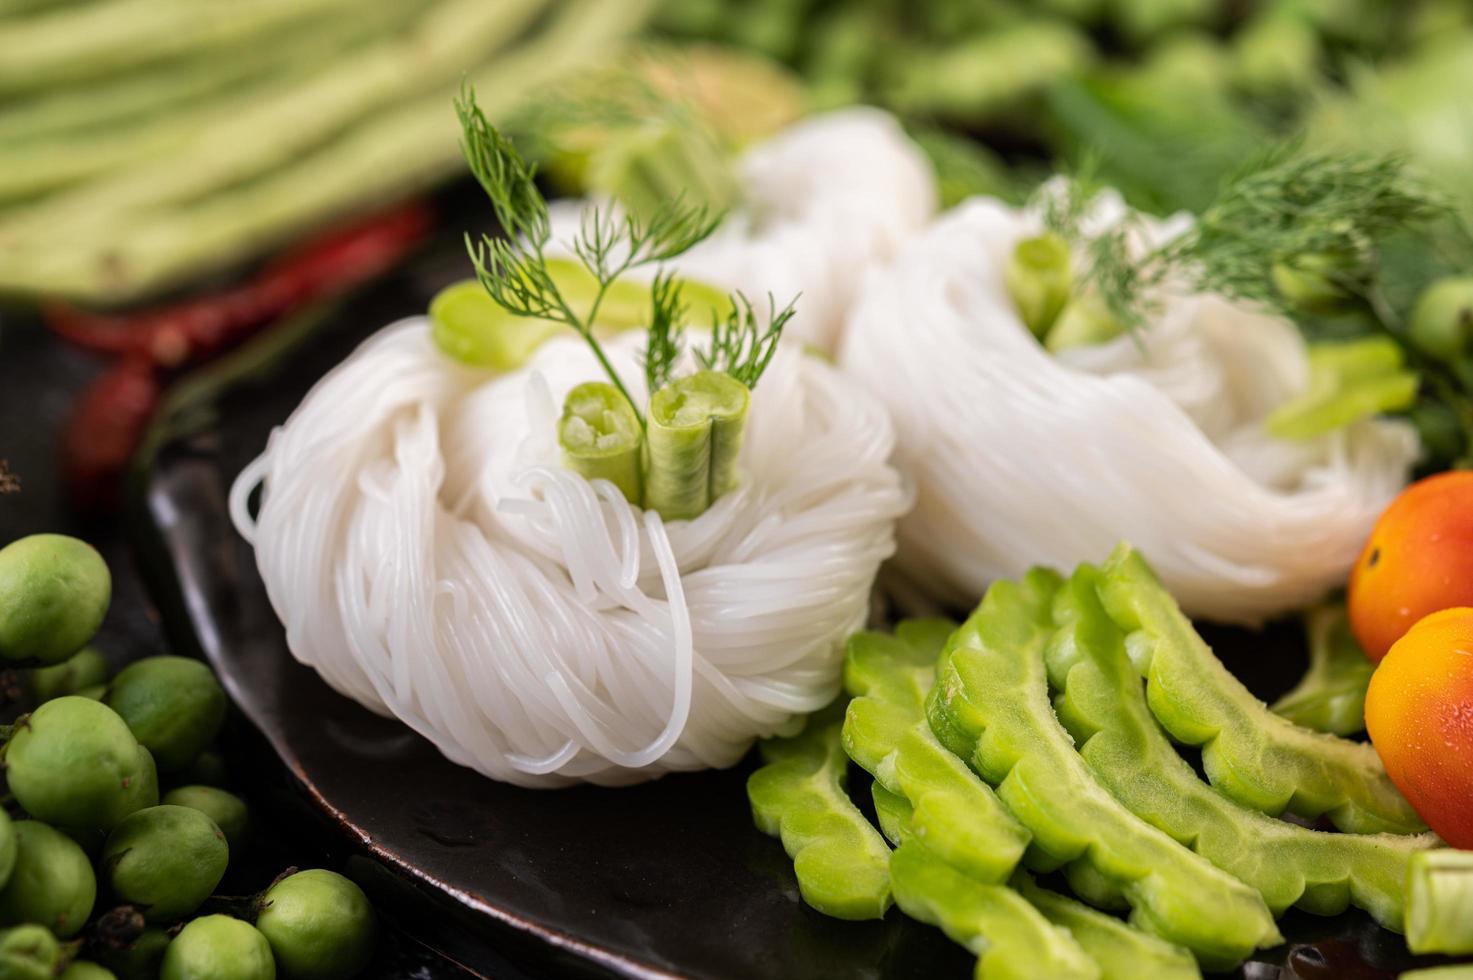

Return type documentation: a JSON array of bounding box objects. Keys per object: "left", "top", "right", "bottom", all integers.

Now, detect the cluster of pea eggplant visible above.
[{"left": 0, "top": 534, "right": 375, "bottom": 980}]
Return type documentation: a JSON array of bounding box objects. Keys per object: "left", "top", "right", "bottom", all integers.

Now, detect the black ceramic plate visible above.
[{"left": 137, "top": 235, "right": 1445, "bottom": 980}]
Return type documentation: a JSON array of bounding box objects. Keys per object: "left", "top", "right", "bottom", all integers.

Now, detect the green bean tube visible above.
[
  {"left": 1407, "top": 850, "right": 1473, "bottom": 954},
  {"left": 1096, "top": 545, "right": 1425, "bottom": 834},
  {"left": 1005, "top": 234, "right": 1073, "bottom": 339},
  {"left": 1271, "top": 605, "right": 1375, "bottom": 736},
  {"left": 558, "top": 383, "right": 644, "bottom": 504},
  {"left": 929, "top": 569, "right": 1281, "bottom": 968},
  {"left": 747, "top": 703, "right": 893, "bottom": 920},
  {"left": 1048, "top": 565, "right": 1436, "bottom": 929},
  {"left": 644, "top": 371, "right": 749, "bottom": 521},
  {"left": 842, "top": 621, "right": 1032, "bottom": 884}
]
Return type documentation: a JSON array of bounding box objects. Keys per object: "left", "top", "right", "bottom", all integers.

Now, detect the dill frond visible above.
[
  {"left": 697, "top": 293, "right": 796, "bottom": 389},
  {"left": 643, "top": 269, "right": 686, "bottom": 394}
]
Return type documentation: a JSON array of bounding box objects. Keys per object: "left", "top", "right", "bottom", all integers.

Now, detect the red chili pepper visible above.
[
  {"left": 55, "top": 199, "right": 435, "bottom": 513},
  {"left": 62, "top": 358, "right": 162, "bottom": 515},
  {"left": 45, "top": 201, "right": 434, "bottom": 368}
]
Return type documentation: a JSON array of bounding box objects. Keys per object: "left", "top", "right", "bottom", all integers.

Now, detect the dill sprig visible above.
[
  {"left": 455, "top": 85, "right": 721, "bottom": 426},
  {"left": 643, "top": 269, "right": 686, "bottom": 394},
  {"left": 697, "top": 293, "right": 797, "bottom": 389},
  {"left": 1052, "top": 149, "right": 1443, "bottom": 329}
]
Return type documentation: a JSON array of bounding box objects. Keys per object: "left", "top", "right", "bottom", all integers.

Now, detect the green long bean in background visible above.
[
  {"left": 746, "top": 702, "right": 893, "bottom": 921},
  {"left": 1096, "top": 545, "right": 1425, "bottom": 835},
  {"left": 0, "top": 0, "right": 371, "bottom": 95},
  {"left": 0, "top": 0, "right": 551, "bottom": 237},
  {"left": 643, "top": 371, "right": 749, "bottom": 521},
  {"left": 1047, "top": 564, "right": 1436, "bottom": 930},
  {"left": 1271, "top": 604, "right": 1376, "bottom": 735},
  {"left": 0, "top": 0, "right": 652, "bottom": 302},
  {"left": 842, "top": 621, "right": 1032, "bottom": 885},
  {"left": 558, "top": 383, "right": 645, "bottom": 504},
  {"left": 928, "top": 569, "right": 1280, "bottom": 969},
  {"left": 0, "top": 1, "right": 420, "bottom": 200}
]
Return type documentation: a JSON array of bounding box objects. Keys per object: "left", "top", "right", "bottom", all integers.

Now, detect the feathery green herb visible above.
[
  {"left": 456, "top": 84, "right": 722, "bottom": 425},
  {"left": 697, "top": 293, "right": 796, "bottom": 388},
  {"left": 1047, "top": 149, "right": 1442, "bottom": 329},
  {"left": 455, "top": 85, "right": 799, "bottom": 517}
]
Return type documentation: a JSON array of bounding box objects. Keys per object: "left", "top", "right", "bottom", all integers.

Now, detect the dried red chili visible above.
[{"left": 56, "top": 200, "right": 434, "bottom": 512}]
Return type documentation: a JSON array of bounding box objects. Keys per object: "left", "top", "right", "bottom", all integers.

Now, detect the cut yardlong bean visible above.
[
  {"left": 747, "top": 702, "right": 892, "bottom": 921},
  {"left": 842, "top": 619, "right": 1030, "bottom": 884},
  {"left": 928, "top": 568, "right": 1281, "bottom": 969},
  {"left": 1095, "top": 544, "right": 1425, "bottom": 835},
  {"left": 1047, "top": 564, "right": 1438, "bottom": 930},
  {"left": 0, "top": 0, "right": 651, "bottom": 302}
]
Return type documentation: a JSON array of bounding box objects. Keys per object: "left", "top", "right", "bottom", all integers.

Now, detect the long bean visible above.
[
  {"left": 0, "top": 0, "right": 416, "bottom": 150},
  {"left": 0, "top": 0, "right": 550, "bottom": 237},
  {"left": 0, "top": 0, "right": 368, "bottom": 95},
  {"left": 0, "top": 2, "right": 418, "bottom": 203},
  {"left": 0, "top": 0, "right": 654, "bottom": 301}
]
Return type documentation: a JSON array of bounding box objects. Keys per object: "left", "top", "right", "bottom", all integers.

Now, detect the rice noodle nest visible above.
[
  {"left": 232, "top": 322, "right": 909, "bottom": 786},
  {"left": 839, "top": 193, "right": 1419, "bottom": 624}
]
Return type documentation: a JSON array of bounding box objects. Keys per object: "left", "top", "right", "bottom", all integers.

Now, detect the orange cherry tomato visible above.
[
  {"left": 1365, "top": 607, "right": 1473, "bottom": 847},
  {"left": 1348, "top": 471, "right": 1473, "bottom": 663}
]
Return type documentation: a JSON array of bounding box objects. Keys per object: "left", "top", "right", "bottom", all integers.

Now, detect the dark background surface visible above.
[{"left": 0, "top": 233, "right": 1460, "bottom": 980}]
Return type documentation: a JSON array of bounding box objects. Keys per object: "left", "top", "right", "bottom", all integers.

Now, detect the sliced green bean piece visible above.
[
  {"left": 928, "top": 569, "right": 1281, "bottom": 968},
  {"left": 842, "top": 620, "right": 1031, "bottom": 884},
  {"left": 1407, "top": 850, "right": 1473, "bottom": 954},
  {"left": 645, "top": 371, "right": 749, "bottom": 521},
  {"left": 747, "top": 702, "right": 892, "bottom": 921},
  {"left": 1048, "top": 564, "right": 1437, "bottom": 929},
  {"left": 558, "top": 383, "right": 643, "bottom": 503},
  {"left": 1095, "top": 544, "right": 1424, "bottom": 834},
  {"left": 1271, "top": 604, "right": 1375, "bottom": 736}
]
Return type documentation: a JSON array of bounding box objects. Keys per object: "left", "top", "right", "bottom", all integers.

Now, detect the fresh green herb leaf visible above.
[
  {"left": 697, "top": 292, "right": 796, "bottom": 390},
  {"left": 643, "top": 269, "right": 687, "bottom": 395},
  {"left": 455, "top": 85, "right": 724, "bottom": 427}
]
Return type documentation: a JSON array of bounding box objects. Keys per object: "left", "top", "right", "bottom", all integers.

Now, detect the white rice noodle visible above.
[
  {"left": 548, "top": 107, "right": 937, "bottom": 354},
  {"left": 231, "top": 321, "right": 908, "bottom": 786},
  {"left": 839, "top": 193, "right": 1419, "bottom": 624}
]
